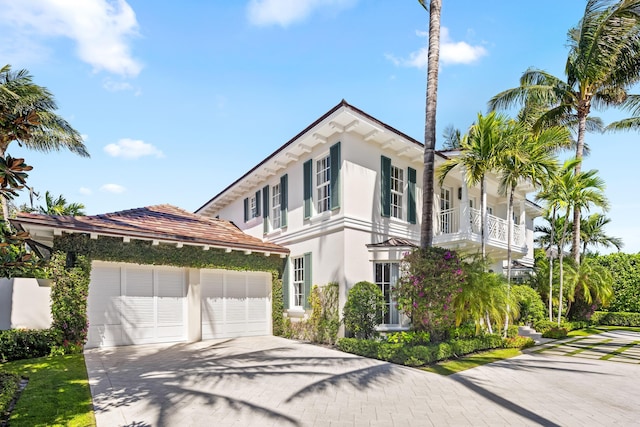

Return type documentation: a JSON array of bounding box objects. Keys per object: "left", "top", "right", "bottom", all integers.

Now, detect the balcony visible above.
[{"left": 433, "top": 207, "right": 527, "bottom": 256}]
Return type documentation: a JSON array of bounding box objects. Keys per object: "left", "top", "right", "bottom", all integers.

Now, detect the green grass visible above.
[
  {"left": 565, "top": 339, "right": 611, "bottom": 356},
  {"left": 0, "top": 353, "right": 95, "bottom": 427},
  {"left": 420, "top": 348, "right": 521, "bottom": 375},
  {"left": 568, "top": 327, "right": 603, "bottom": 337},
  {"left": 600, "top": 341, "right": 640, "bottom": 361}
]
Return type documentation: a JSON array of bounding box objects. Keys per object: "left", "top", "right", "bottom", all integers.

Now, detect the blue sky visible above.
[{"left": 0, "top": 0, "right": 637, "bottom": 253}]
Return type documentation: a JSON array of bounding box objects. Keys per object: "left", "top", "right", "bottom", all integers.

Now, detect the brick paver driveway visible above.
[{"left": 85, "top": 334, "right": 640, "bottom": 426}]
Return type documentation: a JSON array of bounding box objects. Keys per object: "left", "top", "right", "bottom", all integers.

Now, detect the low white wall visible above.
[{"left": 0, "top": 278, "right": 52, "bottom": 330}]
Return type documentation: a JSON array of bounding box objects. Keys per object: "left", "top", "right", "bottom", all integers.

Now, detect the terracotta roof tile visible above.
[{"left": 13, "top": 204, "right": 288, "bottom": 254}]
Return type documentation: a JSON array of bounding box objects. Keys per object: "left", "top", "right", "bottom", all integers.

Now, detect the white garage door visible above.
[
  {"left": 86, "top": 262, "right": 186, "bottom": 348},
  {"left": 201, "top": 269, "right": 271, "bottom": 340}
]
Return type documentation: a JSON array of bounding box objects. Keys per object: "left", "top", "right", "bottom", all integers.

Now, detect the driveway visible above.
[{"left": 85, "top": 334, "right": 640, "bottom": 426}]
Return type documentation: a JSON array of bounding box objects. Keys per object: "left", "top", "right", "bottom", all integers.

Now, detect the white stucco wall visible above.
[{"left": 0, "top": 278, "right": 52, "bottom": 330}]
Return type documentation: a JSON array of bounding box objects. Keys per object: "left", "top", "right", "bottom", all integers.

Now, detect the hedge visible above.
[
  {"left": 336, "top": 334, "right": 508, "bottom": 367},
  {"left": 591, "top": 311, "right": 640, "bottom": 327},
  {"left": 0, "top": 372, "right": 20, "bottom": 416},
  {"left": 0, "top": 329, "right": 59, "bottom": 363}
]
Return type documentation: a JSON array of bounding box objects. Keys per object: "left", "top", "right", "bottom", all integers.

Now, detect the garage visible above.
[
  {"left": 87, "top": 262, "right": 187, "bottom": 348},
  {"left": 11, "top": 204, "right": 288, "bottom": 349},
  {"left": 201, "top": 269, "right": 271, "bottom": 339}
]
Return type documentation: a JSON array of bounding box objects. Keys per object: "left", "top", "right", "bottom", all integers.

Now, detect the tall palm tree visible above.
[
  {"left": 441, "top": 124, "right": 462, "bottom": 150},
  {"left": 580, "top": 213, "right": 623, "bottom": 255},
  {"left": 418, "top": 0, "right": 442, "bottom": 249},
  {"left": 553, "top": 167, "right": 608, "bottom": 324},
  {"left": 437, "top": 112, "right": 509, "bottom": 259},
  {"left": 489, "top": 0, "right": 640, "bottom": 264},
  {"left": 564, "top": 257, "right": 613, "bottom": 319},
  {"left": 37, "top": 191, "right": 86, "bottom": 216},
  {"left": 0, "top": 64, "right": 89, "bottom": 220}
]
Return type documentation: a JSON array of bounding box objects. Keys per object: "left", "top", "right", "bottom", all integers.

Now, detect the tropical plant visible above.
[
  {"left": 0, "top": 64, "right": 88, "bottom": 220},
  {"left": 437, "top": 112, "right": 510, "bottom": 259},
  {"left": 441, "top": 124, "right": 461, "bottom": 150},
  {"left": 418, "top": 0, "right": 442, "bottom": 249},
  {"left": 511, "top": 284, "right": 546, "bottom": 325},
  {"left": 489, "top": 0, "right": 640, "bottom": 263},
  {"left": 579, "top": 213, "right": 623, "bottom": 255},
  {"left": 342, "top": 281, "right": 386, "bottom": 339},
  {"left": 564, "top": 257, "right": 613, "bottom": 320},
  {"left": 35, "top": 191, "right": 86, "bottom": 216}
]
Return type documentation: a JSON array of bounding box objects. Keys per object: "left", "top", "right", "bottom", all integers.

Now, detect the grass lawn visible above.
[
  {"left": 421, "top": 348, "right": 522, "bottom": 376},
  {"left": 568, "top": 326, "right": 640, "bottom": 337},
  {"left": 0, "top": 353, "right": 95, "bottom": 427}
]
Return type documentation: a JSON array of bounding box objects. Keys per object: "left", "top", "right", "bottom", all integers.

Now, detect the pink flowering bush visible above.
[{"left": 393, "top": 248, "right": 465, "bottom": 341}]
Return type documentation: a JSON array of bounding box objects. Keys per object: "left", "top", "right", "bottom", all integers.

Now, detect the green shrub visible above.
[
  {"left": 448, "top": 323, "right": 476, "bottom": 340},
  {"left": 336, "top": 338, "right": 380, "bottom": 358},
  {"left": 282, "top": 317, "right": 311, "bottom": 341},
  {"left": 506, "top": 325, "right": 519, "bottom": 338},
  {"left": 309, "top": 283, "right": 340, "bottom": 345},
  {"left": 0, "top": 372, "right": 20, "bottom": 415},
  {"left": 503, "top": 336, "right": 536, "bottom": 349},
  {"left": 591, "top": 311, "right": 640, "bottom": 327},
  {"left": 343, "top": 281, "right": 385, "bottom": 339},
  {"left": 385, "top": 331, "right": 430, "bottom": 345},
  {"left": 0, "top": 329, "right": 59, "bottom": 362},
  {"left": 542, "top": 327, "right": 568, "bottom": 339},
  {"left": 511, "top": 285, "right": 546, "bottom": 325},
  {"left": 591, "top": 253, "right": 640, "bottom": 313}
]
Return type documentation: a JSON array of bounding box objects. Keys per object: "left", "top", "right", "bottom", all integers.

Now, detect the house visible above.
[
  {"left": 10, "top": 204, "right": 288, "bottom": 347},
  {"left": 196, "top": 100, "right": 541, "bottom": 331}
]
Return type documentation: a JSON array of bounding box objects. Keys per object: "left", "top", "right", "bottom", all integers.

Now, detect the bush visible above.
[
  {"left": 448, "top": 323, "right": 476, "bottom": 340},
  {"left": 591, "top": 311, "right": 640, "bottom": 327},
  {"left": 542, "top": 327, "right": 568, "bottom": 339},
  {"left": 343, "top": 281, "right": 385, "bottom": 339},
  {"left": 506, "top": 325, "right": 519, "bottom": 338},
  {"left": 0, "top": 372, "right": 20, "bottom": 416},
  {"left": 385, "top": 331, "right": 430, "bottom": 346},
  {"left": 0, "top": 329, "right": 59, "bottom": 362},
  {"left": 503, "top": 336, "right": 535, "bottom": 349},
  {"left": 309, "top": 283, "right": 340, "bottom": 345},
  {"left": 511, "top": 285, "right": 546, "bottom": 325},
  {"left": 592, "top": 253, "right": 640, "bottom": 313}
]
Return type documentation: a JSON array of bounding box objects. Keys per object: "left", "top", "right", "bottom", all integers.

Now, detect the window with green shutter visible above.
[
  {"left": 381, "top": 155, "right": 391, "bottom": 217},
  {"left": 330, "top": 142, "right": 341, "bottom": 210},
  {"left": 408, "top": 167, "right": 417, "bottom": 224},
  {"left": 262, "top": 186, "right": 269, "bottom": 233},
  {"left": 303, "top": 159, "right": 313, "bottom": 219},
  {"left": 280, "top": 174, "right": 288, "bottom": 227}
]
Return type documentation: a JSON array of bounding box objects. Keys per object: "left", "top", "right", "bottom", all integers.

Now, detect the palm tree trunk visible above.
[
  {"left": 548, "top": 205, "right": 557, "bottom": 322},
  {"left": 558, "top": 208, "right": 570, "bottom": 326},
  {"left": 420, "top": 0, "right": 441, "bottom": 249},
  {"left": 503, "top": 185, "right": 515, "bottom": 337},
  {"left": 0, "top": 147, "right": 9, "bottom": 225},
  {"left": 480, "top": 176, "right": 486, "bottom": 260},
  {"left": 572, "top": 112, "right": 587, "bottom": 264}
]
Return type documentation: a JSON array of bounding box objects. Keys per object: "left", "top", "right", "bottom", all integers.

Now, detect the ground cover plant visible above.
[
  {"left": 422, "top": 348, "right": 521, "bottom": 375},
  {"left": 0, "top": 353, "right": 95, "bottom": 426}
]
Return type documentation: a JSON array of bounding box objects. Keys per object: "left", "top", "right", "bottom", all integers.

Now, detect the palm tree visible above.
[
  {"left": 580, "top": 213, "right": 623, "bottom": 255},
  {"left": 418, "top": 0, "right": 442, "bottom": 249},
  {"left": 37, "top": 191, "right": 86, "bottom": 216},
  {"left": 437, "top": 112, "right": 509, "bottom": 259},
  {"left": 564, "top": 257, "right": 613, "bottom": 319},
  {"left": 441, "top": 124, "right": 462, "bottom": 150},
  {"left": 489, "top": 0, "right": 640, "bottom": 264},
  {"left": 0, "top": 64, "right": 89, "bottom": 220},
  {"left": 553, "top": 167, "right": 609, "bottom": 324}
]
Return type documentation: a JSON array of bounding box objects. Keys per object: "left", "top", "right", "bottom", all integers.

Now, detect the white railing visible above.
[{"left": 436, "top": 207, "right": 525, "bottom": 247}]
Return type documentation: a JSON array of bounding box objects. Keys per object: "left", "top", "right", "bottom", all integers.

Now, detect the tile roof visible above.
[{"left": 12, "top": 204, "right": 288, "bottom": 254}]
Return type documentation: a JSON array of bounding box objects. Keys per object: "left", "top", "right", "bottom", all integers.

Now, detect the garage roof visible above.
[{"left": 11, "top": 204, "right": 289, "bottom": 256}]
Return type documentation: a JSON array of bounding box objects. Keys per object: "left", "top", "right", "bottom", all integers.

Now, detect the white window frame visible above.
[
  {"left": 390, "top": 165, "right": 404, "bottom": 220},
  {"left": 272, "top": 183, "right": 281, "bottom": 229},
  {"left": 375, "top": 262, "right": 400, "bottom": 325},
  {"left": 249, "top": 195, "right": 258, "bottom": 219},
  {"left": 293, "top": 256, "right": 305, "bottom": 308},
  {"left": 316, "top": 154, "right": 331, "bottom": 214},
  {"left": 440, "top": 187, "right": 452, "bottom": 233}
]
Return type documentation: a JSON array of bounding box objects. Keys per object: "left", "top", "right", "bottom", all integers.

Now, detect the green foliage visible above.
[
  {"left": 591, "top": 311, "right": 640, "bottom": 327},
  {"left": 343, "top": 281, "right": 385, "bottom": 339},
  {"left": 394, "top": 247, "right": 464, "bottom": 338},
  {"left": 0, "top": 155, "right": 32, "bottom": 200},
  {"left": 511, "top": 285, "right": 546, "bottom": 325},
  {"left": 385, "top": 331, "right": 430, "bottom": 345},
  {"left": 281, "top": 317, "right": 311, "bottom": 341},
  {"left": 448, "top": 323, "right": 477, "bottom": 339},
  {"left": 271, "top": 278, "right": 284, "bottom": 336},
  {"left": 506, "top": 325, "right": 519, "bottom": 338},
  {"left": 591, "top": 253, "right": 640, "bottom": 313},
  {"left": 0, "top": 329, "right": 59, "bottom": 362},
  {"left": 336, "top": 334, "right": 506, "bottom": 367},
  {"left": 308, "top": 283, "right": 340, "bottom": 345},
  {"left": 0, "top": 223, "right": 47, "bottom": 278},
  {"left": 49, "top": 253, "right": 91, "bottom": 346},
  {"left": 542, "top": 327, "right": 568, "bottom": 339},
  {"left": 0, "top": 371, "right": 20, "bottom": 417},
  {"left": 503, "top": 336, "right": 536, "bottom": 349}
]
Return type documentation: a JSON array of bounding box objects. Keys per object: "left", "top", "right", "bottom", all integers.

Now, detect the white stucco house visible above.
[{"left": 196, "top": 100, "right": 541, "bottom": 330}]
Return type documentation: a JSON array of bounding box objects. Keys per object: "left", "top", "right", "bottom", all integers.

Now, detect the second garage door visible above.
[{"left": 201, "top": 269, "right": 271, "bottom": 339}]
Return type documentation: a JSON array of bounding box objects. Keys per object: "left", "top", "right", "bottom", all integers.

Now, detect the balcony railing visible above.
[{"left": 436, "top": 206, "right": 525, "bottom": 248}]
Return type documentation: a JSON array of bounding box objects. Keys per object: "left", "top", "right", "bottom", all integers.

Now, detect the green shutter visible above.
[
  {"left": 381, "top": 156, "right": 391, "bottom": 217},
  {"left": 255, "top": 190, "right": 261, "bottom": 217},
  {"left": 262, "top": 186, "right": 269, "bottom": 233},
  {"left": 330, "top": 141, "right": 341, "bottom": 210},
  {"left": 303, "top": 252, "right": 312, "bottom": 310},
  {"left": 280, "top": 174, "right": 288, "bottom": 228},
  {"left": 303, "top": 159, "right": 312, "bottom": 219},
  {"left": 282, "top": 258, "right": 290, "bottom": 310},
  {"left": 243, "top": 197, "right": 249, "bottom": 222},
  {"left": 408, "top": 167, "right": 417, "bottom": 224}
]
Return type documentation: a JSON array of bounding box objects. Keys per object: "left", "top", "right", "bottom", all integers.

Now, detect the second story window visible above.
[
  {"left": 390, "top": 166, "right": 404, "bottom": 219},
  {"left": 316, "top": 155, "right": 331, "bottom": 214},
  {"left": 272, "top": 183, "right": 281, "bottom": 229},
  {"left": 249, "top": 195, "right": 258, "bottom": 218}
]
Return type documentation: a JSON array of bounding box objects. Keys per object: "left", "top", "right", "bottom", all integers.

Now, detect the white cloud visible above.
[
  {"left": 103, "top": 79, "right": 133, "bottom": 92},
  {"left": 0, "top": 0, "right": 142, "bottom": 77},
  {"left": 247, "top": 0, "right": 356, "bottom": 27},
  {"left": 104, "top": 138, "right": 164, "bottom": 159},
  {"left": 79, "top": 187, "right": 92, "bottom": 195},
  {"left": 100, "top": 184, "right": 126, "bottom": 194},
  {"left": 386, "top": 27, "right": 487, "bottom": 69}
]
